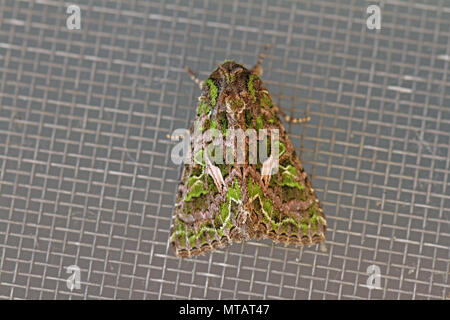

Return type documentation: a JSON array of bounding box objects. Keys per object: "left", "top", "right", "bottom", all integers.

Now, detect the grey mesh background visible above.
[{"left": 0, "top": 0, "right": 449, "bottom": 300}]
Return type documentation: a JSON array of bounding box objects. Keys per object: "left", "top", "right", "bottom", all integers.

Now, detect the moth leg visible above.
[
  {"left": 185, "top": 67, "right": 202, "bottom": 89},
  {"left": 251, "top": 43, "right": 271, "bottom": 76},
  {"left": 166, "top": 133, "right": 184, "bottom": 140},
  {"left": 283, "top": 114, "right": 310, "bottom": 124},
  {"left": 274, "top": 105, "right": 310, "bottom": 124}
]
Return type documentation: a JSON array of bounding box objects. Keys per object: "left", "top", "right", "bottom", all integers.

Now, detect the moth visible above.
[{"left": 170, "top": 45, "right": 326, "bottom": 258}]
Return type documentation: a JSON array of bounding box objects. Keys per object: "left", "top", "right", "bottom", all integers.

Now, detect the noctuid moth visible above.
[{"left": 170, "top": 45, "right": 326, "bottom": 258}]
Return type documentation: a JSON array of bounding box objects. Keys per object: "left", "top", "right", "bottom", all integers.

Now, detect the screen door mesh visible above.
[{"left": 0, "top": 0, "right": 449, "bottom": 299}]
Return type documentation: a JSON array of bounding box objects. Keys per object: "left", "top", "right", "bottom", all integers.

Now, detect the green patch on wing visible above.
[
  {"left": 207, "top": 175, "right": 219, "bottom": 195},
  {"left": 197, "top": 100, "right": 209, "bottom": 116},
  {"left": 247, "top": 74, "right": 259, "bottom": 102},
  {"left": 272, "top": 141, "right": 286, "bottom": 158},
  {"left": 220, "top": 202, "right": 233, "bottom": 231},
  {"left": 220, "top": 202, "right": 229, "bottom": 224},
  {"left": 247, "top": 175, "right": 307, "bottom": 235},
  {"left": 188, "top": 229, "right": 197, "bottom": 248},
  {"left": 197, "top": 224, "right": 216, "bottom": 245},
  {"left": 248, "top": 177, "right": 283, "bottom": 228},
  {"left": 185, "top": 173, "right": 208, "bottom": 201},
  {"left": 205, "top": 78, "right": 218, "bottom": 107},
  {"left": 218, "top": 179, "right": 243, "bottom": 228},
  {"left": 174, "top": 219, "right": 220, "bottom": 250},
  {"left": 210, "top": 119, "right": 218, "bottom": 130},
  {"left": 260, "top": 92, "right": 273, "bottom": 109},
  {"left": 262, "top": 198, "right": 273, "bottom": 224},
  {"left": 219, "top": 113, "right": 228, "bottom": 135},
  {"left": 308, "top": 202, "right": 324, "bottom": 233},
  {"left": 281, "top": 217, "right": 299, "bottom": 234},
  {"left": 279, "top": 164, "right": 304, "bottom": 192},
  {"left": 171, "top": 218, "right": 187, "bottom": 247},
  {"left": 248, "top": 177, "right": 263, "bottom": 199},
  {"left": 300, "top": 218, "right": 309, "bottom": 236},
  {"left": 214, "top": 215, "right": 224, "bottom": 237},
  {"left": 227, "top": 179, "right": 242, "bottom": 202},
  {"left": 256, "top": 116, "right": 264, "bottom": 130},
  {"left": 270, "top": 209, "right": 280, "bottom": 231}
]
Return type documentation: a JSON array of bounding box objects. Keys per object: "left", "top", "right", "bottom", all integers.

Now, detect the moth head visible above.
[{"left": 217, "top": 61, "right": 246, "bottom": 86}]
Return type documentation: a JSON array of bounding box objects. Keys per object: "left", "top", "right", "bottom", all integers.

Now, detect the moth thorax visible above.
[{"left": 225, "top": 95, "right": 246, "bottom": 118}]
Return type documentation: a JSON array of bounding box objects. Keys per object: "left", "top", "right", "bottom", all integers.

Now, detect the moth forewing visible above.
[{"left": 170, "top": 56, "right": 326, "bottom": 258}]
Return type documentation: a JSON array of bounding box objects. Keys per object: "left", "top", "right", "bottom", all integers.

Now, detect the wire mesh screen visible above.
[{"left": 0, "top": 0, "right": 449, "bottom": 300}]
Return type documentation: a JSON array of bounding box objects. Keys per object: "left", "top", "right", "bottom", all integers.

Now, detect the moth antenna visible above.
[
  {"left": 185, "top": 67, "right": 202, "bottom": 89},
  {"left": 274, "top": 105, "right": 311, "bottom": 124},
  {"left": 251, "top": 43, "right": 271, "bottom": 76},
  {"left": 283, "top": 115, "right": 311, "bottom": 124}
]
